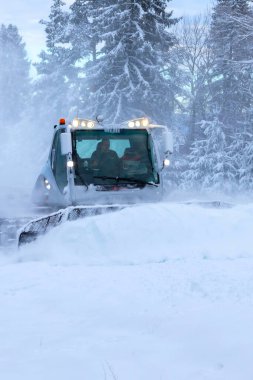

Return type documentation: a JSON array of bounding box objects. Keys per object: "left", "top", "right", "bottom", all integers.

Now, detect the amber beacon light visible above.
[{"left": 59, "top": 118, "right": 66, "bottom": 125}]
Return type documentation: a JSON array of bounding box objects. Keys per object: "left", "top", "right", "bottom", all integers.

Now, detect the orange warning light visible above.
[{"left": 59, "top": 118, "right": 66, "bottom": 125}]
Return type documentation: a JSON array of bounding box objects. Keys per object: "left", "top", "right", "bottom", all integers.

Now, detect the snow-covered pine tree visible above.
[
  {"left": 81, "top": 0, "right": 178, "bottom": 125},
  {"left": 69, "top": 0, "right": 98, "bottom": 63},
  {"left": 207, "top": 0, "right": 253, "bottom": 190},
  {"left": 239, "top": 133, "right": 253, "bottom": 194},
  {"left": 184, "top": 118, "right": 234, "bottom": 191},
  {"left": 66, "top": 0, "right": 99, "bottom": 116},
  {"left": 173, "top": 14, "right": 214, "bottom": 149},
  {"left": 208, "top": 0, "right": 253, "bottom": 134},
  {"left": 0, "top": 24, "right": 30, "bottom": 126},
  {"left": 33, "top": 0, "right": 74, "bottom": 127}
]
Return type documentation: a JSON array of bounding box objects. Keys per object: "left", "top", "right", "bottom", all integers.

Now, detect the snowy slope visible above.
[{"left": 1, "top": 202, "right": 253, "bottom": 380}]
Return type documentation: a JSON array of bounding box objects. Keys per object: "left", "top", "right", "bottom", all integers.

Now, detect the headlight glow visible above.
[
  {"left": 67, "top": 160, "right": 74, "bottom": 168},
  {"left": 72, "top": 118, "right": 96, "bottom": 128},
  {"left": 44, "top": 179, "right": 51, "bottom": 190},
  {"left": 128, "top": 121, "right": 135, "bottom": 128},
  {"left": 142, "top": 118, "right": 149, "bottom": 127},
  {"left": 87, "top": 121, "right": 94, "bottom": 128},
  {"left": 164, "top": 158, "right": 170, "bottom": 167},
  {"left": 135, "top": 120, "right": 141, "bottom": 127},
  {"left": 72, "top": 118, "right": 79, "bottom": 128}
]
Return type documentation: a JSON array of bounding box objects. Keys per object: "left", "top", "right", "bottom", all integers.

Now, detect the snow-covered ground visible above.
[{"left": 1, "top": 202, "right": 253, "bottom": 379}]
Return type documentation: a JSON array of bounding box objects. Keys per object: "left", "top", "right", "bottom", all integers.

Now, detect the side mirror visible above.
[
  {"left": 164, "top": 130, "right": 173, "bottom": 155},
  {"left": 60, "top": 133, "right": 72, "bottom": 155}
]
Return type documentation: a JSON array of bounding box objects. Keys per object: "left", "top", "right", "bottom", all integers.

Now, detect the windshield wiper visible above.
[{"left": 93, "top": 176, "right": 158, "bottom": 187}]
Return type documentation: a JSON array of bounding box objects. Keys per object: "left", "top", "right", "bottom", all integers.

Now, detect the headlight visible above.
[
  {"left": 44, "top": 178, "right": 51, "bottom": 190},
  {"left": 128, "top": 118, "right": 151, "bottom": 128},
  {"left": 72, "top": 118, "right": 79, "bottom": 128},
  {"left": 164, "top": 158, "right": 170, "bottom": 167},
  {"left": 67, "top": 160, "right": 74, "bottom": 168},
  {"left": 87, "top": 121, "right": 94, "bottom": 128},
  {"left": 128, "top": 121, "right": 135, "bottom": 128},
  {"left": 71, "top": 118, "right": 96, "bottom": 128},
  {"left": 141, "top": 118, "right": 149, "bottom": 127}
]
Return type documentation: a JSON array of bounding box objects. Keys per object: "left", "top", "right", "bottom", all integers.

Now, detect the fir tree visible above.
[
  {"left": 208, "top": 0, "right": 253, "bottom": 133},
  {"left": 237, "top": 132, "right": 253, "bottom": 190},
  {"left": 69, "top": 0, "right": 98, "bottom": 63},
  {"left": 173, "top": 15, "right": 214, "bottom": 149},
  {"left": 33, "top": 0, "right": 74, "bottom": 126},
  {"left": 0, "top": 24, "right": 30, "bottom": 126},
  {"left": 183, "top": 0, "right": 253, "bottom": 192},
  {"left": 80, "top": 0, "right": 178, "bottom": 124},
  {"left": 184, "top": 118, "right": 234, "bottom": 191},
  {"left": 66, "top": 0, "right": 99, "bottom": 116}
]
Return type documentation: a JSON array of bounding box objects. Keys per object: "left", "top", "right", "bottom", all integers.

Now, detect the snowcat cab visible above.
[{"left": 32, "top": 117, "right": 173, "bottom": 207}]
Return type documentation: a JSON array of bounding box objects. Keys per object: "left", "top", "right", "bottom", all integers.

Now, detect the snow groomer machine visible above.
[{"left": 18, "top": 117, "right": 173, "bottom": 245}]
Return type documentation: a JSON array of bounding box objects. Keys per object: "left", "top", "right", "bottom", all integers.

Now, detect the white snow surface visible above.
[{"left": 1, "top": 202, "right": 253, "bottom": 379}]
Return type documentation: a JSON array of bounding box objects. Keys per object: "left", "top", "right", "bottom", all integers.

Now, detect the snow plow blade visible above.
[{"left": 18, "top": 205, "right": 124, "bottom": 247}]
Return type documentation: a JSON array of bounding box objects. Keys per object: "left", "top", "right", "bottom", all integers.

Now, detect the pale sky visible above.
[{"left": 0, "top": 0, "right": 212, "bottom": 62}]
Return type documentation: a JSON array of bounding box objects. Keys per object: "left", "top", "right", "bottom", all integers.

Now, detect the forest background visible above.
[{"left": 1, "top": 0, "right": 253, "bottom": 194}]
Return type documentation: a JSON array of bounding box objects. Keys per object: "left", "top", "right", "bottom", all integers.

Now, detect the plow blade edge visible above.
[{"left": 18, "top": 205, "right": 124, "bottom": 247}]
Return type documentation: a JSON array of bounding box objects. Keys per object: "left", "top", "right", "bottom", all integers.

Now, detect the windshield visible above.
[{"left": 72, "top": 129, "right": 159, "bottom": 186}]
